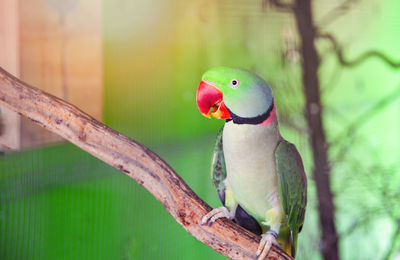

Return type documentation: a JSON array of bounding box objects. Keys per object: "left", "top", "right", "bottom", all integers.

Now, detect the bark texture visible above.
[
  {"left": 0, "top": 66, "right": 293, "bottom": 260},
  {"left": 293, "top": 1, "right": 339, "bottom": 260}
]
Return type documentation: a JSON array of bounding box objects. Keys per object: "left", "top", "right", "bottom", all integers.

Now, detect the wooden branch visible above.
[
  {"left": 267, "top": 0, "right": 295, "bottom": 12},
  {"left": 293, "top": 0, "right": 340, "bottom": 259},
  {"left": 318, "top": 0, "right": 360, "bottom": 27},
  {"left": 317, "top": 32, "right": 400, "bottom": 68},
  {"left": 0, "top": 66, "right": 292, "bottom": 260}
]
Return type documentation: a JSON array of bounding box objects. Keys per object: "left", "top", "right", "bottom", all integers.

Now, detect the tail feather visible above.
[
  {"left": 277, "top": 226, "right": 294, "bottom": 257},
  {"left": 291, "top": 230, "right": 298, "bottom": 258}
]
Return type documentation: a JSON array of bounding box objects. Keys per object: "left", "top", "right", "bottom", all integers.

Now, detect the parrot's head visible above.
[{"left": 196, "top": 67, "right": 275, "bottom": 124}]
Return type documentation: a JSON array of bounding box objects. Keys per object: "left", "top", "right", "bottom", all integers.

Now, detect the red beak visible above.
[{"left": 196, "top": 80, "right": 231, "bottom": 119}]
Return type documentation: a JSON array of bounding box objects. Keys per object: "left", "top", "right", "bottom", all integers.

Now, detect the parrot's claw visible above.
[
  {"left": 256, "top": 231, "right": 280, "bottom": 260},
  {"left": 200, "top": 206, "right": 233, "bottom": 226}
]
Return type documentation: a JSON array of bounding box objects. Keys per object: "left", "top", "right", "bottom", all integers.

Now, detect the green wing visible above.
[
  {"left": 275, "top": 140, "right": 307, "bottom": 256},
  {"left": 211, "top": 126, "right": 227, "bottom": 205}
]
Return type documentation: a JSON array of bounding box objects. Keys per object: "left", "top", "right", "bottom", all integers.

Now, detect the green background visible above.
[{"left": 2, "top": 0, "right": 400, "bottom": 259}]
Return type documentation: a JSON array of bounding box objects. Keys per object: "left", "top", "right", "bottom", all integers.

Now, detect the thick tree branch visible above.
[
  {"left": 293, "top": 1, "right": 340, "bottom": 259},
  {"left": 317, "top": 32, "right": 400, "bottom": 68},
  {"left": 0, "top": 67, "right": 292, "bottom": 260}
]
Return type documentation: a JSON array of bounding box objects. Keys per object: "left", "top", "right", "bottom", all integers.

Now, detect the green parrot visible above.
[{"left": 196, "top": 67, "right": 307, "bottom": 259}]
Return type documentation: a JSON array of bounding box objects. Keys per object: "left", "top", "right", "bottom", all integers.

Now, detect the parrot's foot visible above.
[
  {"left": 256, "top": 230, "right": 280, "bottom": 260},
  {"left": 200, "top": 206, "right": 233, "bottom": 226}
]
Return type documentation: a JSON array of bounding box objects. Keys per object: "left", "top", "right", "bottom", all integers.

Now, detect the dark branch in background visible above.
[
  {"left": 263, "top": 0, "right": 294, "bottom": 12},
  {"left": 269, "top": 0, "right": 341, "bottom": 259},
  {"left": 271, "top": 1, "right": 400, "bottom": 260},
  {"left": 0, "top": 66, "right": 292, "bottom": 260},
  {"left": 268, "top": 0, "right": 345, "bottom": 259},
  {"left": 383, "top": 219, "right": 400, "bottom": 260},
  {"left": 318, "top": 0, "right": 360, "bottom": 27},
  {"left": 317, "top": 33, "right": 400, "bottom": 68},
  {"left": 317, "top": 8, "right": 400, "bottom": 259}
]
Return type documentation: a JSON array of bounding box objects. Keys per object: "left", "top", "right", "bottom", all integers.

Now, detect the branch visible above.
[
  {"left": 293, "top": 0, "right": 340, "bottom": 259},
  {"left": 267, "top": 0, "right": 295, "bottom": 12},
  {"left": 382, "top": 219, "right": 400, "bottom": 260},
  {"left": 317, "top": 32, "right": 400, "bottom": 68},
  {"left": 0, "top": 66, "right": 292, "bottom": 260},
  {"left": 318, "top": 0, "right": 360, "bottom": 27}
]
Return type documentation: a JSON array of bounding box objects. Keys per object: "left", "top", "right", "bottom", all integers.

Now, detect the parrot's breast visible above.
[{"left": 222, "top": 119, "right": 284, "bottom": 224}]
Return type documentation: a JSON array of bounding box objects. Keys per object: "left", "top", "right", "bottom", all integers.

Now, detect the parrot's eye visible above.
[{"left": 229, "top": 79, "right": 240, "bottom": 88}]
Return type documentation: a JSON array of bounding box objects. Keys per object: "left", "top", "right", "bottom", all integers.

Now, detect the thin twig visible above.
[
  {"left": 267, "top": 0, "right": 295, "bottom": 12},
  {"left": 317, "top": 33, "right": 400, "bottom": 68},
  {"left": 0, "top": 66, "right": 292, "bottom": 260},
  {"left": 318, "top": 0, "right": 360, "bottom": 27},
  {"left": 382, "top": 219, "right": 400, "bottom": 260}
]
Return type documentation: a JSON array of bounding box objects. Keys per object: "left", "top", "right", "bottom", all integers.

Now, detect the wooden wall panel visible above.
[
  {"left": 18, "top": 0, "right": 103, "bottom": 149},
  {"left": 0, "top": 0, "right": 20, "bottom": 150}
]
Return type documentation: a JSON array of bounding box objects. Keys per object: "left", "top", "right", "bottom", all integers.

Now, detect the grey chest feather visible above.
[{"left": 222, "top": 119, "right": 282, "bottom": 219}]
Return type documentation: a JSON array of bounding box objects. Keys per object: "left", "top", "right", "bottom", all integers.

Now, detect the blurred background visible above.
[{"left": 1, "top": 0, "right": 400, "bottom": 259}]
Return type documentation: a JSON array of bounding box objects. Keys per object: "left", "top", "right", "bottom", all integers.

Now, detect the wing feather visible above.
[
  {"left": 275, "top": 140, "right": 307, "bottom": 234},
  {"left": 211, "top": 126, "right": 227, "bottom": 205}
]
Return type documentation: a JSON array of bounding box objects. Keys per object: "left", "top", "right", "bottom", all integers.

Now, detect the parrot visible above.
[{"left": 196, "top": 67, "right": 307, "bottom": 259}]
